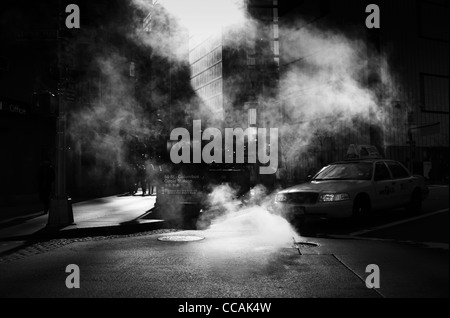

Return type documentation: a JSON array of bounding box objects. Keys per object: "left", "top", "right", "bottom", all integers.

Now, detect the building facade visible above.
[
  {"left": 0, "top": 0, "right": 148, "bottom": 212},
  {"left": 189, "top": 0, "right": 280, "bottom": 129},
  {"left": 186, "top": 0, "right": 281, "bottom": 188},
  {"left": 0, "top": 0, "right": 61, "bottom": 208}
]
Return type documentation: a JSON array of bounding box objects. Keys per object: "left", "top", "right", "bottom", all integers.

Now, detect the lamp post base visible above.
[{"left": 47, "top": 197, "right": 74, "bottom": 229}]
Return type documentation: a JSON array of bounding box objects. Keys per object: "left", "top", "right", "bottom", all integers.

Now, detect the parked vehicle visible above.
[{"left": 271, "top": 145, "right": 430, "bottom": 225}]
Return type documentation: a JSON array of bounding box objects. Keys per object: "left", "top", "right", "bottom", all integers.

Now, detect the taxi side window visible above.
[
  {"left": 386, "top": 161, "right": 410, "bottom": 179},
  {"left": 374, "top": 162, "right": 391, "bottom": 181}
]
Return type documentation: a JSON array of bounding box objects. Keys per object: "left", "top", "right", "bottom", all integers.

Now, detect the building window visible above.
[
  {"left": 420, "top": 73, "right": 449, "bottom": 114},
  {"left": 129, "top": 62, "right": 135, "bottom": 78},
  {"left": 273, "top": 40, "right": 279, "bottom": 55},
  {"left": 273, "top": 24, "right": 279, "bottom": 39},
  {"left": 249, "top": 108, "right": 257, "bottom": 126},
  {"left": 273, "top": 8, "right": 278, "bottom": 22},
  {"left": 190, "top": 47, "right": 222, "bottom": 78},
  {"left": 274, "top": 57, "right": 280, "bottom": 66}
]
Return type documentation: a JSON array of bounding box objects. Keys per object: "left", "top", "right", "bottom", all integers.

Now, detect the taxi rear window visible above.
[
  {"left": 386, "top": 161, "right": 410, "bottom": 179},
  {"left": 313, "top": 162, "right": 373, "bottom": 181}
]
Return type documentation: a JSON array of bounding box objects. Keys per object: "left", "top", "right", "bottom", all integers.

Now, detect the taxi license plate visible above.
[{"left": 290, "top": 206, "right": 305, "bottom": 215}]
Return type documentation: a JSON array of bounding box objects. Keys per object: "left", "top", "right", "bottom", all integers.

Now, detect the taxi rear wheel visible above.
[
  {"left": 405, "top": 188, "right": 422, "bottom": 215},
  {"left": 352, "top": 195, "right": 371, "bottom": 221}
]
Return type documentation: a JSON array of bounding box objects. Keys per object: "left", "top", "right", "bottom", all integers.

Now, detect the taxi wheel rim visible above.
[{"left": 356, "top": 206, "right": 365, "bottom": 216}]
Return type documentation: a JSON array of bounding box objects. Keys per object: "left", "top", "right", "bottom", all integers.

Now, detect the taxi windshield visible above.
[{"left": 313, "top": 162, "right": 373, "bottom": 181}]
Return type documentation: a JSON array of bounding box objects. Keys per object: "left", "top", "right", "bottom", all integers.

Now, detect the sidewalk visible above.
[{"left": 0, "top": 193, "right": 163, "bottom": 252}]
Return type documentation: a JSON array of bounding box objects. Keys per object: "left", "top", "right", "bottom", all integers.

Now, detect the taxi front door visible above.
[{"left": 373, "top": 162, "right": 399, "bottom": 210}]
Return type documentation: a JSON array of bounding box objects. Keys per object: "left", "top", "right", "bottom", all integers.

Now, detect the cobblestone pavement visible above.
[{"left": 0, "top": 229, "right": 180, "bottom": 265}]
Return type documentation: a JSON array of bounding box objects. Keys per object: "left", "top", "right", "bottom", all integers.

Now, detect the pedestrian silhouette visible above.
[
  {"left": 37, "top": 158, "right": 55, "bottom": 214},
  {"left": 135, "top": 162, "right": 147, "bottom": 196}
]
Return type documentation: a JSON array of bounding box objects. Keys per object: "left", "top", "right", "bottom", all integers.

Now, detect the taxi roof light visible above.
[{"left": 346, "top": 144, "right": 383, "bottom": 160}]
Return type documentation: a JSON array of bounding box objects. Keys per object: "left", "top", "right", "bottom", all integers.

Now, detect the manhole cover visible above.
[
  {"left": 158, "top": 235, "right": 205, "bottom": 242},
  {"left": 293, "top": 242, "right": 320, "bottom": 248}
]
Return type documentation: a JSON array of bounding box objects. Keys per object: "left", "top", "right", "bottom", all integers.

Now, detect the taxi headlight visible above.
[
  {"left": 319, "top": 193, "right": 350, "bottom": 202},
  {"left": 275, "top": 194, "right": 288, "bottom": 202}
]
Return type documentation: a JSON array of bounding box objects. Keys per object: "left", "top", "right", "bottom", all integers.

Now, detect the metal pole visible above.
[
  {"left": 48, "top": 0, "right": 74, "bottom": 228},
  {"left": 407, "top": 111, "right": 415, "bottom": 173}
]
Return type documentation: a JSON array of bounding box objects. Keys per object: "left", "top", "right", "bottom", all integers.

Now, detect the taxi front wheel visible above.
[
  {"left": 291, "top": 216, "right": 307, "bottom": 234},
  {"left": 352, "top": 195, "right": 371, "bottom": 221},
  {"left": 293, "top": 216, "right": 306, "bottom": 227}
]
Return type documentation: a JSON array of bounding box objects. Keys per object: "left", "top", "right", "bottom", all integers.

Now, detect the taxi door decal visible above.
[{"left": 379, "top": 185, "right": 395, "bottom": 196}]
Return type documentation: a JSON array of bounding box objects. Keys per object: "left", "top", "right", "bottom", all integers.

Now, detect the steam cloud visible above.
[
  {"left": 198, "top": 184, "right": 300, "bottom": 246},
  {"left": 68, "top": 52, "right": 154, "bottom": 179},
  {"left": 276, "top": 23, "right": 401, "bottom": 161},
  {"left": 131, "top": 0, "right": 401, "bottom": 155},
  {"left": 68, "top": 0, "right": 402, "bottom": 232}
]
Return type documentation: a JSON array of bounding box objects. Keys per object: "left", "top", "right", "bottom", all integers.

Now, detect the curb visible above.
[
  {"left": 0, "top": 219, "right": 167, "bottom": 242},
  {"left": 316, "top": 233, "right": 449, "bottom": 250}
]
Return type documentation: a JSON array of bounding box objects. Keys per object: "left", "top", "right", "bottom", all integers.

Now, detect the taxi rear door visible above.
[{"left": 385, "top": 161, "right": 413, "bottom": 206}]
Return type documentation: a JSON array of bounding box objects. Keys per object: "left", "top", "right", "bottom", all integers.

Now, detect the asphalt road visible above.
[{"left": 0, "top": 208, "right": 448, "bottom": 298}]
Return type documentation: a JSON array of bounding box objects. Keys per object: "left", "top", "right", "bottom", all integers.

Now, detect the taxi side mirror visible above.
[{"left": 306, "top": 175, "right": 313, "bottom": 182}]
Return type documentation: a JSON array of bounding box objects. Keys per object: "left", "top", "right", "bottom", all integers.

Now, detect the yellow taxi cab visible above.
[{"left": 272, "top": 145, "right": 430, "bottom": 224}]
